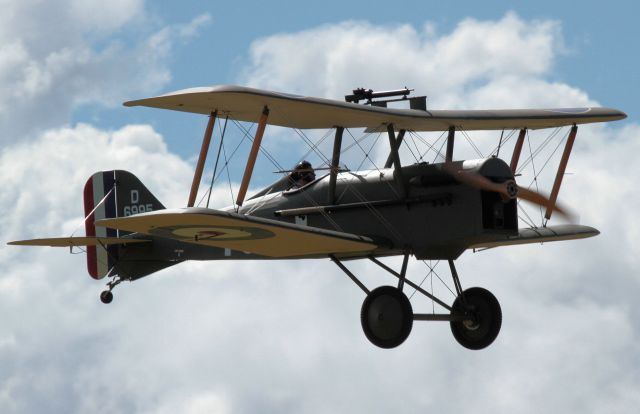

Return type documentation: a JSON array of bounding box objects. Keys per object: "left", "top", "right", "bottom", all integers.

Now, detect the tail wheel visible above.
[
  {"left": 100, "top": 290, "right": 113, "bottom": 304},
  {"left": 450, "top": 287, "right": 501, "bottom": 350},
  {"left": 361, "top": 286, "right": 413, "bottom": 349}
]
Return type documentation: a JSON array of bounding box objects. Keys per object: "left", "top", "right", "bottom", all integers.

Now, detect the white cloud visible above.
[
  {"left": 240, "top": 13, "right": 567, "bottom": 109},
  {"left": 0, "top": 0, "right": 210, "bottom": 142},
  {"left": 67, "top": 0, "right": 145, "bottom": 32},
  {"left": 238, "top": 12, "right": 596, "bottom": 169},
  {"left": 1, "top": 12, "right": 639, "bottom": 414}
]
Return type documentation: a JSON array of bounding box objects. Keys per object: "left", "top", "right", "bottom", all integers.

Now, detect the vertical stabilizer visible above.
[{"left": 83, "top": 171, "right": 164, "bottom": 279}]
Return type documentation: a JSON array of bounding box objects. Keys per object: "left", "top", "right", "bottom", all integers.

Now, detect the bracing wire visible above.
[
  {"left": 459, "top": 127, "right": 485, "bottom": 159},
  {"left": 514, "top": 127, "right": 570, "bottom": 227},
  {"left": 206, "top": 115, "right": 229, "bottom": 208}
]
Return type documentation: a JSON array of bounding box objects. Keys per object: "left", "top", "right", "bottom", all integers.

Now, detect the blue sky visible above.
[
  {"left": 73, "top": 0, "right": 637, "bottom": 160},
  {"left": 2, "top": 1, "right": 639, "bottom": 413}
]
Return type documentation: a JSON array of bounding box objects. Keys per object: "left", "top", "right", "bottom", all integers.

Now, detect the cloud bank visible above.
[{"left": 0, "top": 0, "right": 210, "bottom": 142}]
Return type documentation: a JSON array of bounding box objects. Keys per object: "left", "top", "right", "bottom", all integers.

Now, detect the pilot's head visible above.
[{"left": 291, "top": 160, "right": 315, "bottom": 186}]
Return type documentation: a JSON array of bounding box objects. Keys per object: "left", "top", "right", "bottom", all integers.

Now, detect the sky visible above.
[{"left": 1, "top": 1, "right": 639, "bottom": 413}]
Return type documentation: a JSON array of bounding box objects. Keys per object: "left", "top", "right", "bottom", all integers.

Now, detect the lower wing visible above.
[
  {"left": 470, "top": 224, "right": 599, "bottom": 249},
  {"left": 8, "top": 237, "right": 150, "bottom": 247},
  {"left": 96, "top": 207, "right": 377, "bottom": 258}
]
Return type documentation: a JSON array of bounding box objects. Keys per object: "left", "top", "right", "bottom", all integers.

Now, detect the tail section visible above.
[{"left": 83, "top": 170, "right": 165, "bottom": 279}]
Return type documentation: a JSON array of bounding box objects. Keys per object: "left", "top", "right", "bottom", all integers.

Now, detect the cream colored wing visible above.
[
  {"left": 96, "top": 208, "right": 377, "bottom": 258},
  {"left": 8, "top": 237, "right": 150, "bottom": 247},
  {"left": 124, "top": 85, "right": 626, "bottom": 131},
  {"left": 470, "top": 224, "right": 599, "bottom": 249}
]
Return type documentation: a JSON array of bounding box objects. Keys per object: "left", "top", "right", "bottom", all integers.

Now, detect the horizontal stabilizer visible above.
[
  {"left": 124, "top": 85, "right": 626, "bottom": 131},
  {"left": 96, "top": 208, "right": 377, "bottom": 258},
  {"left": 8, "top": 237, "right": 150, "bottom": 247},
  {"left": 470, "top": 224, "right": 599, "bottom": 249}
]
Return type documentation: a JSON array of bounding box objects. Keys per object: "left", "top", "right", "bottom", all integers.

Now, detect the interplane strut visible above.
[
  {"left": 236, "top": 106, "right": 270, "bottom": 207},
  {"left": 545, "top": 125, "right": 578, "bottom": 220},
  {"left": 188, "top": 111, "right": 217, "bottom": 207}
]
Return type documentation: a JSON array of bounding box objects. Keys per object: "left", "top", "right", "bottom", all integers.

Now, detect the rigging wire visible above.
[
  {"left": 355, "top": 131, "right": 384, "bottom": 172},
  {"left": 220, "top": 133, "right": 236, "bottom": 209},
  {"left": 407, "top": 260, "right": 458, "bottom": 313},
  {"left": 526, "top": 129, "right": 569, "bottom": 188},
  {"left": 514, "top": 127, "right": 569, "bottom": 227},
  {"left": 406, "top": 130, "right": 448, "bottom": 162},
  {"left": 496, "top": 130, "right": 504, "bottom": 158},
  {"left": 196, "top": 119, "right": 249, "bottom": 208},
  {"left": 292, "top": 128, "right": 332, "bottom": 166},
  {"left": 341, "top": 130, "right": 376, "bottom": 154},
  {"left": 405, "top": 132, "right": 423, "bottom": 163},
  {"left": 432, "top": 134, "right": 448, "bottom": 163},
  {"left": 297, "top": 129, "right": 334, "bottom": 166},
  {"left": 488, "top": 129, "right": 517, "bottom": 156},
  {"left": 341, "top": 128, "right": 381, "bottom": 172},
  {"left": 206, "top": 115, "right": 229, "bottom": 208},
  {"left": 517, "top": 200, "right": 538, "bottom": 228},
  {"left": 459, "top": 127, "right": 485, "bottom": 159},
  {"left": 525, "top": 131, "right": 544, "bottom": 224},
  {"left": 223, "top": 120, "right": 345, "bottom": 231},
  {"left": 344, "top": 128, "right": 401, "bottom": 198},
  {"left": 516, "top": 127, "right": 562, "bottom": 174},
  {"left": 430, "top": 267, "right": 435, "bottom": 314},
  {"left": 231, "top": 120, "right": 282, "bottom": 170}
]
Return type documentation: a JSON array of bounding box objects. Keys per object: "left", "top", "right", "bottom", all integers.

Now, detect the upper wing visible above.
[
  {"left": 469, "top": 224, "right": 599, "bottom": 249},
  {"left": 96, "top": 207, "right": 377, "bottom": 258},
  {"left": 8, "top": 236, "right": 150, "bottom": 247},
  {"left": 124, "top": 84, "right": 626, "bottom": 131}
]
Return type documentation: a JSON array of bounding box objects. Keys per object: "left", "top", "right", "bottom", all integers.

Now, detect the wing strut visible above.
[
  {"left": 188, "top": 111, "right": 217, "bottom": 207},
  {"left": 236, "top": 106, "right": 269, "bottom": 207},
  {"left": 386, "top": 124, "right": 407, "bottom": 199},
  {"left": 445, "top": 126, "right": 455, "bottom": 162},
  {"left": 509, "top": 128, "right": 527, "bottom": 173},
  {"left": 384, "top": 129, "right": 406, "bottom": 168},
  {"left": 328, "top": 126, "right": 344, "bottom": 204},
  {"left": 545, "top": 125, "right": 578, "bottom": 220}
]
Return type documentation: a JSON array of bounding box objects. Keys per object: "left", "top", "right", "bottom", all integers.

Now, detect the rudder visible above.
[{"left": 83, "top": 170, "right": 165, "bottom": 279}]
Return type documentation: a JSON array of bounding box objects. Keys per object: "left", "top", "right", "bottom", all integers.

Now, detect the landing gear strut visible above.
[
  {"left": 100, "top": 273, "right": 124, "bottom": 305},
  {"left": 331, "top": 255, "right": 502, "bottom": 350}
]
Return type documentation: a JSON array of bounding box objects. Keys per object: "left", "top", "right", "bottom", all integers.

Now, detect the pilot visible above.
[{"left": 289, "top": 160, "right": 316, "bottom": 188}]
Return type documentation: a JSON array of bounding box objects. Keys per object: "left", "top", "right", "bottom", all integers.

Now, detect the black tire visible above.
[
  {"left": 361, "top": 286, "right": 413, "bottom": 349},
  {"left": 100, "top": 290, "right": 113, "bottom": 304},
  {"left": 450, "top": 287, "right": 501, "bottom": 350}
]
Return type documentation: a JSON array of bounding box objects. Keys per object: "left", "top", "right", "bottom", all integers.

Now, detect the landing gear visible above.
[
  {"left": 361, "top": 286, "right": 413, "bottom": 349},
  {"left": 100, "top": 290, "right": 113, "bottom": 304},
  {"left": 99, "top": 273, "right": 124, "bottom": 305},
  {"left": 450, "top": 287, "right": 502, "bottom": 350},
  {"left": 331, "top": 255, "right": 502, "bottom": 350}
]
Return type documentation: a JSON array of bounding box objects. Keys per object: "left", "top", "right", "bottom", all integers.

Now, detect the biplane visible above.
[{"left": 9, "top": 85, "right": 626, "bottom": 350}]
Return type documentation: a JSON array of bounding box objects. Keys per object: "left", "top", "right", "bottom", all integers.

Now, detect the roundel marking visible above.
[{"left": 150, "top": 225, "right": 275, "bottom": 241}]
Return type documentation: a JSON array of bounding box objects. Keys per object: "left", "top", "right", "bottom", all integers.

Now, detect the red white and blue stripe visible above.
[{"left": 83, "top": 171, "right": 118, "bottom": 279}]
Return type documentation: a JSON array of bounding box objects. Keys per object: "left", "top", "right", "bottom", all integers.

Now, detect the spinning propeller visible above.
[{"left": 441, "top": 161, "right": 574, "bottom": 222}]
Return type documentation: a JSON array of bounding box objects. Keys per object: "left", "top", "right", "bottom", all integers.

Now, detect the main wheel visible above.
[
  {"left": 450, "top": 287, "right": 501, "bottom": 350},
  {"left": 361, "top": 286, "right": 413, "bottom": 349},
  {"left": 100, "top": 290, "right": 113, "bottom": 304}
]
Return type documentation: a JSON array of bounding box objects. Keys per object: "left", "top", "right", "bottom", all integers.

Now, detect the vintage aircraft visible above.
[{"left": 9, "top": 85, "right": 626, "bottom": 350}]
